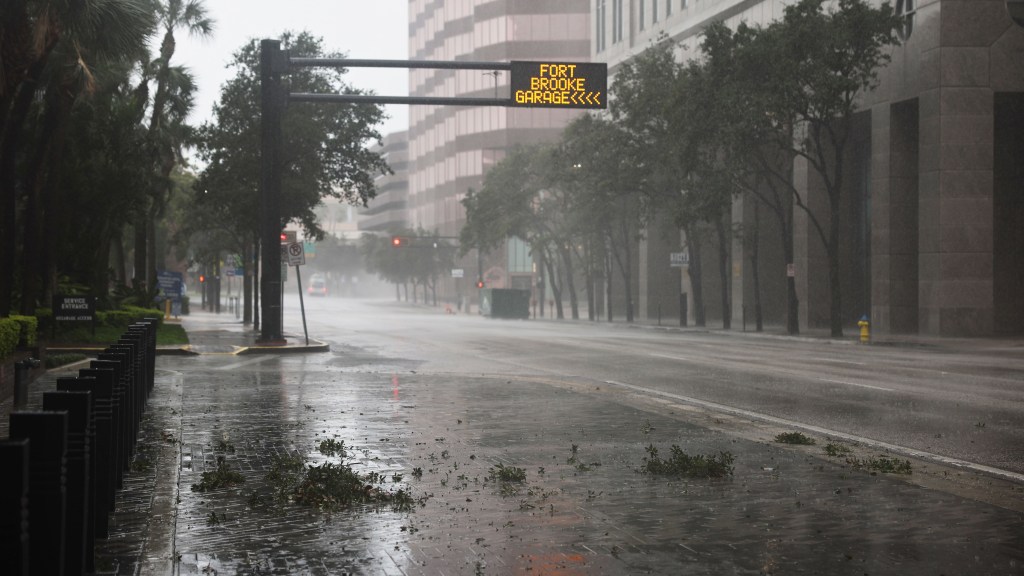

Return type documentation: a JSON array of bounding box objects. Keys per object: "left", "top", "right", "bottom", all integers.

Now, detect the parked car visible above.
[{"left": 307, "top": 276, "right": 328, "bottom": 297}]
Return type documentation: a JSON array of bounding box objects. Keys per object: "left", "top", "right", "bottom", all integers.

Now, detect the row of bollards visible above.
[{"left": 0, "top": 318, "right": 158, "bottom": 576}]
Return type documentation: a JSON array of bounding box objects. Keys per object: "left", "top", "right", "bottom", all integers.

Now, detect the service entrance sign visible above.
[{"left": 510, "top": 61, "right": 607, "bottom": 109}]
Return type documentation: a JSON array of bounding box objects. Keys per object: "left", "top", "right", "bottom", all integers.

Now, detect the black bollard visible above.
[
  {"left": 12, "top": 358, "right": 40, "bottom": 410},
  {"left": 106, "top": 344, "right": 140, "bottom": 455},
  {"left": 57, "top": 375, "right": 111, "bottom": 541},
  {"left": 43, "top": 391, "right": 92, "bottom": 576},
  {"left": 10, "top": 411, "right": 69, "bottom": 576},
  {"left": 0, "top": 439, "right": 31, "bottom": 576}
]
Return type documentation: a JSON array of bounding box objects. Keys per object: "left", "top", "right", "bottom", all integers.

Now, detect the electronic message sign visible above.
[{"left": 510, "top": 61, "right": 607, "bottom": 109}]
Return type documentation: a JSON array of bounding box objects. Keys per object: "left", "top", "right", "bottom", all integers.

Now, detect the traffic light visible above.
[
  {"left": 280, "top": 232, "right": 288, "bottom": 242},
  {"left": 199, "top": 274, "right": 206, "bottom": 283},
  {"left": 476, "top": 280, "right": 484, "bottom": 289},
  {"left": 391, "top": 236, "right": 406, "bottom": 247}
]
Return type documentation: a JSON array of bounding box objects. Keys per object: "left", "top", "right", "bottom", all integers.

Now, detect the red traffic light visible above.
[
  {"left": 391, "top": 236, "right": 405, "bottom": 247},
  {"left": 280, "top": 232, "right": 288, "bottom": 242},
  {"left": 199, "top": 274, "right": 206, "bottom": 283},
  {"left": 476, "top": 280, "right": 484, "bottom": 289}
]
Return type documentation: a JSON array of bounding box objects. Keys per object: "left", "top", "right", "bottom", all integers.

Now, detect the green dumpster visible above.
[{"left": 479, "top": 288, "right": 530, "bottom": 319}]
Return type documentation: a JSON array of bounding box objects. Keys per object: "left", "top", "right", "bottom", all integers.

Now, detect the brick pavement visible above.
[{"left": 10, "top": 310, "right": 1024, "bottom": 575}]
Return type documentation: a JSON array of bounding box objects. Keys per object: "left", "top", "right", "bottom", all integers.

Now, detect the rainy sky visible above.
[{"left": 175, "top": 0, "right": 410, "bottom": 137}]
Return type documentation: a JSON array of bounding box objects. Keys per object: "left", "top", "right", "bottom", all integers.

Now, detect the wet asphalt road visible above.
[
  {"left": 290, "top": 296, "right": 1024, "bottom": 478},
  {"left": 62, "top": 296, "right": 1023, "bottom": 574}
]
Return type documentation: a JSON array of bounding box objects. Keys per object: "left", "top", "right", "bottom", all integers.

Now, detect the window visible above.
[
  {"left": 640, "top": 0, "right": 645, "bottom": 30},
  {"left": 653, "top": 0, "right": 659, "bottom": 23},
  {"left": 596, "top": 0, "right": 607, "bottom": 51},
  {"left": 896, "top": 0, "right": 916, "bottom": 40},
  {"left": 681, "top": 0, "right": 688, "bottom": 9},
  {"left": 667, "top": 0, "right": 672, "bottom": 16}
]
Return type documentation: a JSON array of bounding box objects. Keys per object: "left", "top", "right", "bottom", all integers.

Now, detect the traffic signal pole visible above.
[
  {"left": 259, "top": 40, "right": 286, "bottom": 344},
  {"left": 258, "top": 43, "right": 605, "bottom": 343}
]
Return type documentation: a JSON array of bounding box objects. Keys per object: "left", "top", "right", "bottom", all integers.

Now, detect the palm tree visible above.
[
  {"left": 1, "top": 0, "right": 155, "bottom": 314},
  {"left": 133, "top": 0, "right": 212, "bottom": 293}
]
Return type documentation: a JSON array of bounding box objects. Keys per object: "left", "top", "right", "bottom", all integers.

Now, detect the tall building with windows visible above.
[
  {"left": 407, "top": 0, "right": 591, "bottom": 297},
  {"left": 594, "top": 0, "right": 1024, "bottom": 336},
  {"left": 359, "top": 131, "right": 410, "bottom": 234}
]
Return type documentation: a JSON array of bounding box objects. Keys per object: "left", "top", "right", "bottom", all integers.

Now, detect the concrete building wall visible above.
[
  {"left": 408, "top": 0, "right": 591, "bottom": 304},
  {"left": 596, "top": 0, "right": 1024, "bottom": 336}
]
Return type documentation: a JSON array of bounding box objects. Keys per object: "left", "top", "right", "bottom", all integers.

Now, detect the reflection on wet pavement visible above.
[{"left": 91, "top": 350, "right": 1023, "bottom": 575}]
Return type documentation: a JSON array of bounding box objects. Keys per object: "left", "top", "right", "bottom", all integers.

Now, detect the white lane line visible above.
[
  {"left": 602, "top": 378, "right": 1024, "bottom": 485},
  {"left": 817, "top": 377, "right": 892, "bottom": 392},
  {"left": 812, "top": 357, "right": 867, "bottom": 366},
  {"left": 650, "top": 353, "right": 892, "bottom": 392},
  {"left": 215, "top": 356, "right": 274, "bottom": 371}
]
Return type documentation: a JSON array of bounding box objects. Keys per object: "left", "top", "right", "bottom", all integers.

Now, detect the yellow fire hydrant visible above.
[{"left": 858, "top": 315, "right": 870, "bottom": 344}]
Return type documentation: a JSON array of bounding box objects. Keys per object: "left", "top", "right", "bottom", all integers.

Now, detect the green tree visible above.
[
  {"left": 1, "top": 0, "right": 155, "bottom": 314},
  {"left": 133, "top": 0, "right": 213, "bottom": 294},
  {"left": 192, "top": 31, "right": 389, "bottom": 321},
  {"left": 754, "top": 0, "right": 901, "bottom": 336}
]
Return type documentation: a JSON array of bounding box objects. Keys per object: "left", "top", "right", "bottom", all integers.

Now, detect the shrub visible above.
[
  {"left": 774, "top": 432, "right": 816, "bottom": 445},
  {"left": 9, "top": 315, "right": 38, "bottom": 347},
  {"left": 642, "top": 444, "right": 735, "bottom": 479},
  {"left": 0, "top": 318, "right": 20, "bottom": 360}
]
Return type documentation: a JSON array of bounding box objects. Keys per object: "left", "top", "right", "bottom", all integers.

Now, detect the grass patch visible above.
[
  {"left": 775, "top": 431, "right": 816, "bottom": 445},
  {"left": 642, "top": 444, "right": 734, "bottom": 479},
  {"left": 824, "top": 442, "right": 852, "bottom": 457},
  {"left": 45, "top": 353, "right": 87, "bottom": 369},
  {"left": 849, "top": 456, "right": 912, "bottom": 475},
  {"left": 191, "top": 458, "right": 246, "bottom": 492},
  {"left": 156, "top": 323, "right": 189, "bottom": 346}
]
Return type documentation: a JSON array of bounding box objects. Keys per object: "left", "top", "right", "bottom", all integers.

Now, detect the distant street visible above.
[{"left": 286, "top": 295, "right": 1024, "bottom": 478}]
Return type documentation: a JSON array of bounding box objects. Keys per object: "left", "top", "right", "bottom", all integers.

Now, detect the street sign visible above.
[
  {"left": 670, "top": 252, "right": 690, "bottom": 267},
  {"left": 510, "top": 61, "right": 607, "bottom": 109},
  {"left": 451, "top": 268, "right": 464, "bottom": 278},
  {"left": 156, "top": 270, "right": 183, "bottom": 298},
  {"left": 286, "top": 241, "right": 305, "bottom": 266}
]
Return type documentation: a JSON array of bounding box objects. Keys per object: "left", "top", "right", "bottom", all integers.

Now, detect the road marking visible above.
[
  {"left": 215, "top": 356, "right": 273, "bottom": 371},
  {"left": 811, "top": 357, "right": 867, "bottom": 366},
  {"left": 602, "top": 379, "right": 1024, "bottom": 484},
  {"left": 650, "top": 353, "right": 892, "bottom": 391},
  {"left": 817, "top": 377, "right": 892, "bottom": 392}
]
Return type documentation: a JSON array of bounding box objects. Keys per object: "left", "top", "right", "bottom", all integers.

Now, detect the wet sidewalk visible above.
[{"left": 19, "top": 308, "right": 1024, "bottom": 575}]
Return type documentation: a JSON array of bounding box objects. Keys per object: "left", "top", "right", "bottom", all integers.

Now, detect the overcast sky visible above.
[{"left": 174, "top": 0, "right": 410, "bottom": 137}]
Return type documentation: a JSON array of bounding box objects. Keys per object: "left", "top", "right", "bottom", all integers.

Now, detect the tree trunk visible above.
[
  {"left": 253, "top": 238, "right": 261, "bottom": 331},
  {"left": 243, "top": 241, "right": 254, "bottom": 324},
  {"left": 112, "top": 231, "right": 127, "bottom": 286},
  {"left": 559, "top": 243, "right": 580, "bottom": 320},
  {"left": 0, "top": 32, "right": 57, "bottom": 315},
  {"left": 829, "top": 201, "right": 843, "bottom": 337},
  {"left": 605, "top": 237, "right": 614, "bottom": 323},
  {"left": 714, "top": 213, "right": 731, "bottom": 330},
  {"left": 544, "top": 249, "right": 564, "bottom": 320},
  {"left": 133, "top": 220, "right": 148, "bottom": 290},
  {"left": 750, "top": 198, "right": 764, "bottom": 332},
  {"left": 684, "top": 224, "right": 706, "bottom": 327}
]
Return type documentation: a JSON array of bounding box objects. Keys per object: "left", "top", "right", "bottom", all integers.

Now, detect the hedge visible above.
[
  {"left": 9, "top": 314, "right": 38, "bottom": 347},
  {"left": 0, "top": 318, "right": 19, "bottom": 360},
  {"left": 35, "top": 305, "right": 164, "bottom": 338}
]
